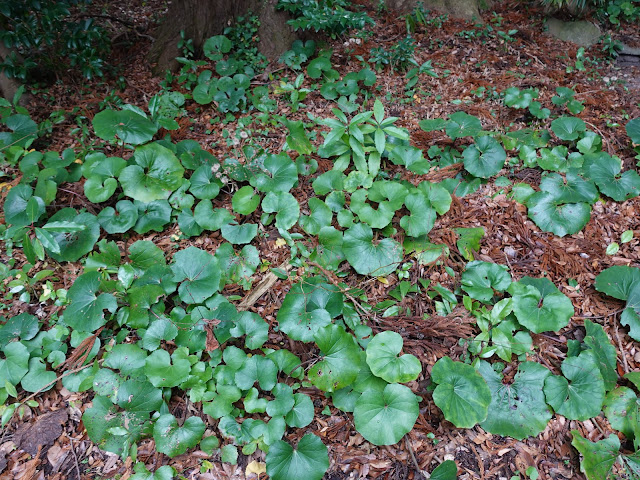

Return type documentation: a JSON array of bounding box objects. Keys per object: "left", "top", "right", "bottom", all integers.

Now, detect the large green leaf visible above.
[
  {"left": 97, "top": 200, "right": 139, "bottom": 234},
  {"left": 604, "top": 387, "right": 640, "bottom": 447},
  {"left": 266, "top": 434, "right": 329, "bottom": 480},
  {"left": 0, "top": 341, "right": 29, "bottom": 386},
  {"left": 353, "top": 383, "right": 420, "bottom": 445},
  {"left": 461, "top": 261, "right": 512, "bottom": 302},
  {"left": 65, "top": 271, "right": 117, "bottom": 332},
  {"left": 462, "top": 136, "right": 506, "bottom": 178},
  {"left": 144, "top": 348, "right": 191, "bottom": 388},
  {"left": 171, "top": 247, "right": 221, "bottom": 304},
  {"left": 229, "top": 311, "right": 268, "bottom": 349},
  {"left": 431, "top": 356, "right": 491, "bottom": 428},
  {"left": 584, "top": 152, "right": 640, "bottom": 201},
  {"left": 299, "top": 197, "right": 332, "bottom": 235},
  {"left": 626, "top": 117, "right": 640, "bottom": 144},
  {"left": 93, "top": 108, "right": 157, "bottom": 145},
  {"left": 45, "top": 209, "right": 100, "bottom": 262},
  {"left": 571, "top": 431, "right": 640, "bottom": 480},
  {"left": 308, "top": 324, "right": 364, "bottom": 393},
  {"left": 21, "top": 357, "right": 57, "bottom": 393},
  {"left": 551, "top": 116, "right": 586, "bottom": 141},
  {"left": 234, "top": 355, "right": 278, "bottom": 391},
  {"left": 343, "top": 223, "right": 403, "bottom": 276},
  {"left": 399, "top": 191, "right": 437, "bottom": 237},
  {"left": 510, "top": 277, "right": 574, "bottom": 333},
  {"left": 250, "top": 153, "right": 298, "bottom": 193},
  {"left": 189, "top": 164, "right": 221, "bottom": 199},
  {"left": 262, "top": 191, "right": 300, "bottom": 232},
  {"left": 538, "top": 171, "right": 598, "bottom": 204},
  {"left": 153, "top": 414, "right": 205, "bottom": 458},
  {"left": 476, "top": 361, "right": 551, "bottom": 439},
  {"left": 543, "top": 350, "right": 605, "bottom": 420},
  {"left": 445, "top": 111, "right": 482, "bottom": 140},
  {"left": 595, "top": 265, "right": 640, "bottom": 300},
  {"left": 365, "top": 331, "right": 421, "bottom": 383},
  {"left": 4, "top": 184, "right": 44, "bottom": 227},
  {"left": 119, "top": 143, "right": 185, "bottom": 203},
  {"left": 276, "top": 277, "right": 342, "bottom": 342},
  {"left": 526, "top": 191, "right": 591, "bottom": 236}
]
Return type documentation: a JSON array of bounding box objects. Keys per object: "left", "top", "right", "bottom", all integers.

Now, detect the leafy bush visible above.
[
  {"left": 0, "top": 0, "right": 110, "bottom": 81},
  {"left": 276, "top": 0, "right": 373, "bottom": 38}
]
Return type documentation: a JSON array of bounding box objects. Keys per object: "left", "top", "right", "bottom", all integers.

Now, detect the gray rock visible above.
[{"left": 546, "top": 18, "right": 601, "bottom": 47}]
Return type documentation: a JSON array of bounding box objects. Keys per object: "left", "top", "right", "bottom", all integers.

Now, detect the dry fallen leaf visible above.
[{"left": 245, "top": 460, "right": 266, "bottom": 476}]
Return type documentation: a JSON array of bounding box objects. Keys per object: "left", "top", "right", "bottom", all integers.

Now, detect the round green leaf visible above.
[
  {"left": 171, "top": 247, "right": 221, "bottom": 304},
  {"left": 234, "top": 355, "right": 278, "bottom": 391},
  {"left": 595, "top": 265, "right": 640, "bottom": 300},
  {"left": 189, "top": 165, "right": 221, "bottom": 199},
  {"left": 153, "top": 414, "right": 205, "bottom": 458},
  {"left": 266, "top": 433, "right": 329, "bottom": 480},
  {"left": 299, "top": 197, "right": 332, "bottom": 235},
  {"left": 626, "top": 117, "right": 640, "bottom": 144},
  {"left": 445, "top": 111, "right": 482, "bottom": 140},
  {"left": 431, "top": 356, "right": 491, "bottom": 428},
  {"left": 93, "top": 108, "right": 157, "bottom": 145},
  {"left": 119, "top": 143, "right": 185, "bottom": 203},
  {"left": 308, "top": 324, "right": 364, "bottom": 393},
  {"left": 232, "top": 185, "right": 260, "bottom": 215},
  {"left": 98, "top": 200, "right": 138, "bottom": 234},
  {"left": 312, "top": 170, "right": 345, "bottom": 196},
  {"left": 285, "top": 393, "right": 314, "bottom": 428},
  {"left": 220, "top": 222, "right": 258, "bottom": 244},
  {"left": 343, "top": 223, "right": 403, "bottom": 276},
  {"left": 144, "top": 349, "right": 191, "bottom": 388},
  {"left": 4, "top": 185, "right": 44, "bottom": 227},
  {"left": 476, "top": 360, "right": 552, "bottom": 439},
  {"left": 510, "top": 278, "right": 574, "bottom": 333},
  {"left": 133, "top": 200, "right": 171, "bottom": 234},
  {"left": 353, "top": 383, "right": 420, "bottom": 445},
  {"left": 584, "top": 152, "right": 640, "bottom": 201},
  {"left": 526, "top": 192, "right": 591, "bottom": 237},
  {"left": 250, "top": 153, "right": 298, "bottom": 193},
  {"left": 604, "top": 387, "right": 640, "bottom": 443},
  {"left": 65, "top": 271, "right": 117, "bottom": 332},
  {"left": 21, "top": 357, "right": 56, "bottom": 393},
  {"left": 538, "top": 171, "right": 598, "bottom": 204},
  {"left": 0, "top": 341, "right": 29, "bottom": 386},
  {"left": 229, "top": 311, "right": 268, "bottom": 349},
  {"left": 193, "top": 201, "right": 234, "bottom": 231},
  {"left": 84, "top": 176, "right": 118, "bottom": 203},
  {"left": 461, "top": 261, "right": 512, "bottom": 302},
  {"left": 277, "top": 277, "right": 343, "bottom": 342},
  {"left": 551, "top": 116, "right": 586, "bottom": 141},
  {"left": 262, "top": 191, "right": 300, "bottom": 232},
  {"left": 462, "top": 136, "right": 506, "bottom": 178},
  {"left": 365, "top": 331, "right": 422, "bottom": 383},
  {"left": 543, "top": 351, "right": 605, "bottom": 420}
]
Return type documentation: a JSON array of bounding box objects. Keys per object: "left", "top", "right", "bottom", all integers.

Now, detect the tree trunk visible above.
[
  {"left": 0, "top": 44, "right": 31, "bottom": 105},
  {"left": 147, "top": 0, "right": 297, "bottom": 75}
]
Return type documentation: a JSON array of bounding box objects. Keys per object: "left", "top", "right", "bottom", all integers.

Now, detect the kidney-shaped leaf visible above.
[
  {"left": 551, "top": 116, "right": 586, "bottom": 141},
  {"left": 65, "top": 271, "right": 117, "bottom": 332},
  {"left": 266, "top": 433, "right": 329, "bottom": 480},
  {"left": 510, "top": 277, "right": 574, "bottom": 333},
  {"left": 584, "top": 152, "right": 640, "bottom": 201},
  {"left": 463, "top": 136, "right": 506, "bottom": 178},
  {"left": 93, "top": 108, "right": 157, "bottom": 145},
  {"left": 476, "top": 360, "right": 552, "bottom": 439},
  {"left": 365, "top": 331, "right": 421, "bottom": 383},
  {"left": 431, "top": 356, "right": 491, "bottom": 428},
  {"left": 461, "top": 261, "right": 512, "bottom": 302},
  {"left": 343, "top": 223, "right": 403, "bottom": 276},
  {"left": 171, "top": 247, "right": 221, "bottom": 304},
  {"left": 353, "top": 383, "right": 420, "bottom": 445},
  {"left": 595, "top": 265, "right": 640, "bottom": 300},
  {"left": 119, "top": 143, "right": 185, "bottom": 203},
  {"left": 153, "top": 414, "right": 205, "bottom": 458}
]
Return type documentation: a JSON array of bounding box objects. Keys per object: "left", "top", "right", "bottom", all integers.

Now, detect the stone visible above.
[{"left": 545, "top": 18, "right": 601, "bottom": 47}]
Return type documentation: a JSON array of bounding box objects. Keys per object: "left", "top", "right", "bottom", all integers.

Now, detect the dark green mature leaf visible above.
[
  {"left": 250, "top": 153, "right": 298, "bottom": 193},
  {"left": 445, "top": 111, "right": 482, "bottom": 140},
  {"left": 584, "top": 152, "right": 640, "bottom": 201},
  {"left": 431, "top": 356, "right": 491, "bottom": 428},
  {"left": 430, "top": 460, "right": 458, "bottom": 480},
  {"left": 144, "top": 348, "right": 191, "bottom": 388},
  {"left": 343, "top": 223, "right": 403, "bottom": 276},
  {"left": 476, "top": 361, "right": 551, "bottom": 439},
  {"left": 171, "top": 247, "right": 221, "bottom": 304},
  {"left": 266, "top": 434, "right": 329, "bottom": 480},
  {"left": 551, "top": 116, "right": 586, "bottom": 141},
  {"left": 234, "top": 355, "right": 278, "bottom": 391},
  {"left": 462, "top": 136, "right": 506, "bottom": 178},
  {"left": 571, "top": 431, "right": 640, "bottom": 480},
  {"left": 353, "top": 383, "right": 420, "bottom": 445},
  {"left": 604, "top": 387, "right": 640, "bottom": 446},
  {"left": 21, "top": 357, "right": 56, "bottom": 393},
  {"left": 93, "top": 108, "right": 157, "bottom": 145},
  {"left": 119, "top": 143, "right": 185, "bottom": 203},
  {"left": 543, "top": 351, "right": 605, "bottom": 420},
  {"left": 583, "top": 320, "right": 618, "bottom": 392},
  {"left": 189, "top": 165, "right": 221, "bottom": 199},
  {"left": 509, "top": 278, "right": 574, "bottom": 333},
  {"left": 626, "top": 117, "right": 640, "bottom": 144},
  {"left": 461, "top": 261, "right": 512, "bottom": 302},
  {"left": 365, "top": 331, "right": 421, "bottom": 383},
  {"left": 98, "top": 200, "right": 139, "bottom": 234},
  {"left": 277, "top": 277, "right": 343, "bottom": 342},
  {"left": 229, "top": 312, "right": 268, "bottom": 349},
  {"left": 4, "top": 185, "right": 44, "bottom": 227},
  {"left": 285, "top": 393, "right": 314, "bottom": 428},
  {"left": 0, "top": 341, "right": 29, "bottom": 386},
  {"left": 65, "top": 271, "right": 117, "bottom": 332},
  {"left": 308, "top": 324, "right": 364, "bottom": 393},
  {"left": 153, "top": 414, "right": 205, "bottom": 458},
  {"left": 526, "top": 192, "right": 591, "bottom": 237},
  {"left": 399, "top": 191, "right": 437, "bottom": 237},
  {"left": 262, "top": 191, "right": 300, "bottom": 232},
  {"left": 595, "top": 265, "right": 640, "bottom": 300},
  {"left": 45, "top": 209, "right": 100, "bottom": 262}
]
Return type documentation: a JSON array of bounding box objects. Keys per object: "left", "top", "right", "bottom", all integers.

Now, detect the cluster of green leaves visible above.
[
  {"left": 276, "top": 0, "right": 373, "bottom": 38},
  {"left": 369, "top": 36, "right": 418, "bottom": 72},
  {"left": 0, "top": 0, "right": 110, "bottom": 80}
]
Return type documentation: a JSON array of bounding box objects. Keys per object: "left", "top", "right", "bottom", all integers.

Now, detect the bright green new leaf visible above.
[
  {"left": 266, "top": 433, "right": 329, "bottom": 480},
  {"left": 343, "top": 223, "right": 403, "bottom": 276},
  {"left": 119, "top": 143, "right": 185, "bottom": 203},
  {"left": 365, "top": 331, "right": 421, "bottom": 383},
  {"left": 171, "top": 247, "right": 221, "bottom": 304},
  {"left": 308, "top": 324, "right": 364, "bottom": 393},
  {"left": 431, "top": 356, "right": 491, "bottom": 428},
  {"left": 353, "top": 383, "right": 420, "bottom": 445},
  {"left": 543, "top": 351, "right": 605, "bottom": 420},
  {"left": 476, "top": 361, "right": 551, "bottom": 439},
  {"left": 153, "top": 414, "right": 205, "bottom": 458}
]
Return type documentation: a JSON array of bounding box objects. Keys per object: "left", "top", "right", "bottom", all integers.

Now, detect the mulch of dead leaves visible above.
[{"left": 1, "top": 0, "right": 640, "bottom": 479}]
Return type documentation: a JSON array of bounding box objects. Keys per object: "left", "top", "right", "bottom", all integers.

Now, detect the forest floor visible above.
[{"left": 1, "top": 0, "right": 640, "bottom": 479}]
